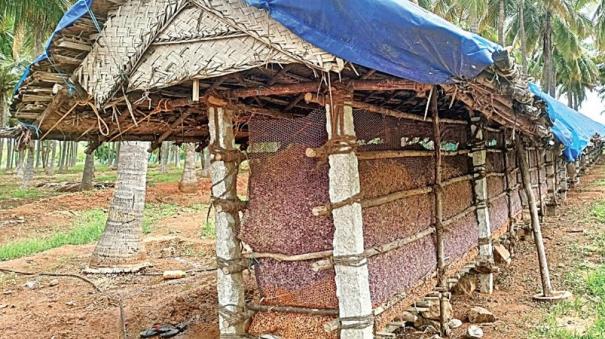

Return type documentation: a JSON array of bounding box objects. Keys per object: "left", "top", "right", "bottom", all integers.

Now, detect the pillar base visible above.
[
  {"left": 533, "top": 290, "right": 572, "bottom": 302},
  {"left": 478, "top": 273, "right": 494, "bottom": 294}
]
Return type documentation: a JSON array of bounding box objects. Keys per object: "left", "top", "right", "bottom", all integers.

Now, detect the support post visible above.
[
  {"left": 431, "top": 89, "right": 449, "bottom": 336},
  {"left": 208, "top": 106, "right": 246, "bottom": 338},
  {"left": 536, "top": 148, "right": 545, "bottom": 221},
  {"left": 567, "top": 162, "right": 577, "bottom": 188},
  {"left": 516, "top": 139, "right": 569, "bottom": 301},
  {"left": 469, "top": 116, "right": 494, "bottom": 294},
  {"left": 544, "top": 148, "right": 557, "bottom": 216},
  {"left": 501, "top": 129, "right": 514, "bottom": 235},
  {"left": 326, "top": 88, "right": 373, "bottom": 339}
]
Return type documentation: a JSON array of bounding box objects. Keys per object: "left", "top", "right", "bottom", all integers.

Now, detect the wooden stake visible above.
[
  {"left": 430, "top": 87, "right": 447, "bottom": 336},
  {"left": 192, "top": 79, "right": 200, "bottom": 102},
  {"left": 516, "top": 139, "right": 553, "bottom": 297}
]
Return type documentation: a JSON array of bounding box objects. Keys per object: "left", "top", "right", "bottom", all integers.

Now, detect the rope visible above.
[
  {"left": 216, "top": 256, "right": 249, "bottom": 274},
  {"left": 333, "top": 253, "right": 367, "bottom": 268},
  {"left": 217, "top": 304, "right": 248, "bottom": 326},
  {"left": 339, "top": 314, "right": 374, "bottom": 330}
]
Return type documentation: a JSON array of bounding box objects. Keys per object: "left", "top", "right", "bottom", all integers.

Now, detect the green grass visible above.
[
  {"left": 530, "top": 201, "right": 605, "bottom": 338},
  {"left": 591, "top": 201, "right": 605, "bottom": 223},
  {"left": 0, "top": 183, "right": 51, "bottom": 201},
  {"left": 0, "top": 209, "right": 107, "bottom": 261}
]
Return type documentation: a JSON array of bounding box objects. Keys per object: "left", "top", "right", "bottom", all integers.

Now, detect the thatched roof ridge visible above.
[{"left": 9, "top": 0, "right": 550, "bottom": 147}]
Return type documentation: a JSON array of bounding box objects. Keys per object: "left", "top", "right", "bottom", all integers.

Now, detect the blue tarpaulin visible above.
[
  {"left": 14, "top": 0, "right": 94, "bottom": 93},
  {"left": 529, "top": 83, "right": 605, "bottom": 162},
  {"left": 246, "top": 0, "right": 502, "bottom": 84}
]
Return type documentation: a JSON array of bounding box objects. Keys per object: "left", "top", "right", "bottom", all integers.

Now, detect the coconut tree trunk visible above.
[
  {"left": 35, "top": 141, "right": 41, "bottom": 168},
  {"left": 21, "top": 142, "right": 35, "bottom": 188},
  {"left": 200, "top": 146, "right": 211, "bottom": 177},
  {"left": 0, "top": 139, "right": 4, "bottom": 170},
  {"left": 542, "top": 13, "right": 554, "bottom": 94},
  {"left": 160, "top": 142, "right": 169, "bottom": 173},
  {"left": 46, "top": 141, "right": 56, "bottom": 175},
  {"left": 88, "top": 141, "right": 150, "bottom": 272},
  {"left": 174, "top": 144, "right": 181, "bottom": 168},
  {"left": 179, "top": 143, "right": 198, "bottom": 193},
  {"left": 519, "top": 0, "right": 528, "bottom": 76},
  {"left": 80, "top": 147, "right": 95, "bottom": 191},
  {"left": 58, "top": 142, "right": 67, "bottom": 173},
  {"left": 15, "top": 149, "right": 25, "bottom": 177},
  {"left": 6, "top": 139, "right": 13, "bottom": 170},
  {"left": 498, "top": 0, "right": 505, "bottom": 46}
]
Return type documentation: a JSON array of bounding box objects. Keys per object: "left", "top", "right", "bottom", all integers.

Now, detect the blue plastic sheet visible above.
[
  {"left": 246, "top": 0, "right": 502, "bottom": 84},
  {"left": 14, "top": 0, "right": 94, "bottom": 92},
  {"left": 529, "top": 83, "right": 605, "bottom": 162}
]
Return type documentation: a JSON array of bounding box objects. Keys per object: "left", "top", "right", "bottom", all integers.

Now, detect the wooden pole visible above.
[
  {"left": 208, "top": 106, "right": 246, "bottom": 337},
  {"left": 326, "top": 87, "right": 373, "bottom": 339},
  {"left": 430, "top": 88, "right": 448, "bottom": 336},
  {"left": 469, "top": 116, "right": 494, "bottom": 294},
  {"left": 516, "top": 139, "right": 553, "bottom": 297},
  {"left": 535, "top": 149, "right": 545, "bottom": 221}
]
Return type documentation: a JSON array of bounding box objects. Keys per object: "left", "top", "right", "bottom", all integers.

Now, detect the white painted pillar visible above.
[
  {"left": 326, "top": 91, "right": 373, "bottom": 339},
  {"left": 208, "top": 106, "right": 246, "bottom": 338},
  {"left": 470, "top": 117, "right": 493, "bottom": 294}
]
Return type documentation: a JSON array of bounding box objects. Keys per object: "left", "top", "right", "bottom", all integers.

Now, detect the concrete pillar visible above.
[
  {"left": 209, "top": 106, "right": 246, "bottom": 338},
  {"left": 469, "top": 117, "right": 493, "bottom": 294},
  {"left": 326, "top": 90, "right": 373, "bottom": 339}
]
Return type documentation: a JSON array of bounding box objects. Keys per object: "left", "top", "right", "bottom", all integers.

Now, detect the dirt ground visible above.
[
  {"left": 0, "top": 173, "right": 249, "bottom": 339},
  {"left": 1, "top": 162, "right": 605, "bottom": 338}
]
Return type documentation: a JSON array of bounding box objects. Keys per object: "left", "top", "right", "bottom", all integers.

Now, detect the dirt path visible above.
[
  {"left": 446, "top": 161, "right": 605, "bottom": 338},
  {"left": 1, "top": 163, "right": 604, "bottom": 338}
]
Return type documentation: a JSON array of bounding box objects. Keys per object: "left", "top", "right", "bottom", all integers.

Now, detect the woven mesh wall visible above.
[{"left": 244, "top": 109, "right": 520, "bottom": 336}]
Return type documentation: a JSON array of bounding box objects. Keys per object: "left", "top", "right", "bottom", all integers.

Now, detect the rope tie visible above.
[
  {"left": 339, "top": 314, "right": 374, "bottom": 330},
  {"left": 216, "top": 256, "right": 249, "bottom": 274},
  {"left": 217, "top": 304, "right": 248, "bottom": 326},
  {"left": 211, "top": 197, "right": 247, "bottom": 213},
  {"left": 332, "top": 253, "right": 367, "bottom": 268}
]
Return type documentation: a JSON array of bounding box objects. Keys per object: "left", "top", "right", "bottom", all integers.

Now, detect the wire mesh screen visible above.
[{"left": 244, "top": 108, "right": 518, "bottom": 336}]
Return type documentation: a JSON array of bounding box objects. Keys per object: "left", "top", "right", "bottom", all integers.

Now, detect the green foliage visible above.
[
  {"left": 0, "top": 209, "right": 106, "bottom": 261},
  {"left": 0, "top": 184, "right": 50, "bottom": 201}
]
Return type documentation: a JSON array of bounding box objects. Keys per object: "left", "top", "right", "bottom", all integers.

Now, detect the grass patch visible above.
[
  {"left": 531, "top": 201, "right": 605, "bottom": 338},
  {"left": 0, "top": 209, "right": 107, "bottom": 261},
  {"left": 591, "top": 201, "right": 605, "bottom": 223},
  {"left": 0, "top": 183, "right": 50, "bottom": 201}
]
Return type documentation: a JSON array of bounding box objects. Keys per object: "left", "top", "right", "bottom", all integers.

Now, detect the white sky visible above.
[{"left": 575, "top": 90, "right": 605, "bottom": 125}]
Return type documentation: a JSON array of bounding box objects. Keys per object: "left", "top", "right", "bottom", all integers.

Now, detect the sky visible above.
[{"left": 576, "top": 91, "right": 605, "bottom": 125}]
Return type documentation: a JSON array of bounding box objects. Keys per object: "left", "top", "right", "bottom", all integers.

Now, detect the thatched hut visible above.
[{"left": 7, "top": 0, "right": 604, "bottom": 338}]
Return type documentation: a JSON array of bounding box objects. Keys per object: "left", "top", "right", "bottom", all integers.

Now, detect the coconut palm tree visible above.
[
  {"left": 80, "top": 142, "right": 95, "bottom": 191},
  {"left": 88, "top": 141, "right": 150, "bottom": 272},
  {"left": 178, "top": 143, "right": 198, "bottom": 193}
]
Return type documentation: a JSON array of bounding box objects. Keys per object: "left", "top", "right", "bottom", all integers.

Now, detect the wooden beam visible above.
[
  {"left": 350, "top": 79, "right": 431, "bottom": 92},
  {"left": 149, "top": 112, "right": 192, "bottom": 151},
  {"left": 305, "top": 93, "right": 467, "bottom": 125},
  {"left": 228, "top": 82, "right": 321, "bottom": 98}
]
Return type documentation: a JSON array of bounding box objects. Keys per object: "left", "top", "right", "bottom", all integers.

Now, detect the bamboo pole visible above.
[
  {"left": 430, "top": 88, "right": 448, "bottom": 336},
  {"left": 516, "top": 139, "right": 553, "bottom": 297},
  {"left": 535, "top": 149, "right": 545, "bottom": 221}
]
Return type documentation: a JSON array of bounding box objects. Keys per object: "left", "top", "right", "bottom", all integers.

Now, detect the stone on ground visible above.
[
  {"left": 467, "top": 325, "right": 484, "bottom": 338},
  {"left": 453, "top": 275, "right": 476, "bottom": 296},
  {"left": 493, "top": 243, "right": 511, "bottom": 265},
  {"left": 468, "top": 306, "right": 496, "bottom": 323}
]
